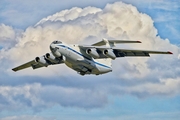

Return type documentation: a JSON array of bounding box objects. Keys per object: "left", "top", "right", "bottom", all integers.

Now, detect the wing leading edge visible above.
[
  {"left": 79, "top": 45, "right": 173, "bottom": 59},
  {"left": 80, "top": 39, "right": 173, "bottom": 59},
  {"left": 12, "top": 56, "right": 64, "bottom": 72},
  {"left": 12, "top": 60, "right": 43, "bottom": 72}
]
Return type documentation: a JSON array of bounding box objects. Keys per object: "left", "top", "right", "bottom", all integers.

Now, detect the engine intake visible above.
[
  {"left": 45, "top": 53, "right": 59, "bottom": 63},
  {"left": 103, "top": 49, "right": 116, "bottom": 59},
  {"left": 35, "top": 57, "right": 48, "bottom": 67},
  {"left": 86, "top": 48, "right": 99, "bottom": 58},
  {"left": 53, "top": 49, "right": 61, "bottom": 57}
]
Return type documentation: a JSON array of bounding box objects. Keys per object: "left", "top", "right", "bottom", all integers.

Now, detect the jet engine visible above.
[
  {"left": 35, "top": 56, "right": 48, "bottom": 67},
  {"left": 53, "top": 49, "right": 61, "bottom": 57},
  {"left": 86, "top": 48, "right": 99, "bottom": 58},
  {"left": 45, "top": 53, "right": 59, "bottom": 63},
  {"left": 103, "top": 49, "right": 116, "bottom": 59}
]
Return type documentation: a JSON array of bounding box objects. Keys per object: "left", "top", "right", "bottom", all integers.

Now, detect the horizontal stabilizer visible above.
[{"left": 92, "top": 38, "right": 141, "bottom": 46}]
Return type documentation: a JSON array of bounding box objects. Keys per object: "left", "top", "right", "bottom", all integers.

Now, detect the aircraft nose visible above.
[{"left": 50, "top": 43, "right": 55, "bottom": 51}]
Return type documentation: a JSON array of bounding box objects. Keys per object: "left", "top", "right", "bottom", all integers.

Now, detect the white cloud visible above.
[
  {"left": 0, "top": 83, "right": 107, "bottom": 111},
  {"left": 0, "top": 24, "right": 22, "bottom": 49},
  {"left": 35, "top": 7, "right": 102, "bottom": 26},
  {"left": 1, "top": 115, "right": 52, "bottom": 120},
  {"left": 0, "top": 0, "right": 118, "bottom": 28},
  {"left": 0, "top": 1, "right": 180, "bottom": 111},
  {"left": 114, "top": 78, "right": 180, "bottom": 98},
  {"left": 0, "top": 24, "right": 15, "bottom": 40}
]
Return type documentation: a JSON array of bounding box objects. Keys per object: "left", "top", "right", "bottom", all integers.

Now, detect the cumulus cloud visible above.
[
  {"left": 110, "top": 78, "right": 180, "bottom": 98},
  {"left": 0, "top": 83, "right": 107, "bottom": 111},
  {"left": 0, "top": 24, "right": 22, "bottom": 49},
  {"left": 0, "top": 1, "right": 180, "bottom": 112},
  {"left": 0, "top": 0, "right": 118, "bottom": 28},
  {"left": 35, "top": 6, "right": 102, "bottom": 26}
]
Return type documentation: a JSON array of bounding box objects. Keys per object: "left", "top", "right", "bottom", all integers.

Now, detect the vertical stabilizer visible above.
[
  {"left": 92, "top": 38, "right": 141, "bottom": 46},
  {"left": 102, "top": 38, "right": 115, "bottom": 47}
]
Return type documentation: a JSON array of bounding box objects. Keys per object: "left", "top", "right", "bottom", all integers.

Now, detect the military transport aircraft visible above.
[{"left": 12, "top": 39, "right": 172, "bottom": 75}]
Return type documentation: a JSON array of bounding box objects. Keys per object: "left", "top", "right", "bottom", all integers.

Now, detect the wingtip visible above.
[
  {"left": 168, "top": 51, "right": 173, "bottom": 54},
  {"left": 12, "top": 68, "right": 17, "bottom": 72}
]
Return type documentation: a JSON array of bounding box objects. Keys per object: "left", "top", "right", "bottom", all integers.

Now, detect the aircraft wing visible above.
[
  {"left": 12, "top": 60, "right": 43, "bottom": 72},
  {"left": 12, "top": 56, "right": 64, "bottom": 72},
  {"left": 112, "top": 48, "right": 173, "bottom": 57},
  {"left": 79, "top": 46, "right": 173, "bottom": 59}
]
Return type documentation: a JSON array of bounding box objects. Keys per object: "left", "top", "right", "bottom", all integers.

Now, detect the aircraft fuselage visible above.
[{"left": 50, "top": 42, "right": 112, "bottom": 75}]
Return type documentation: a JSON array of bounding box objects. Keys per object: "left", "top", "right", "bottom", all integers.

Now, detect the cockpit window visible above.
[{"left": 52, "top": 41, "right": 62, "bottom": 44}]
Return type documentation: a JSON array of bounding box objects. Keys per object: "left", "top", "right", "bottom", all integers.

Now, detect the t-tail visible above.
[
  {"left": 92, "top": 38, "right": 141, "bottom": 47},
  {"left": 92, "top": 38, "right": 142, "bottom": 66}
]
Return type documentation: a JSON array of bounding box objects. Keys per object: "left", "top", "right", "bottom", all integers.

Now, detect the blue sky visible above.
[
  {"left": 0, "top": 0, "right": 179, "bottom": 43},
  {"left": 0, "top": 0, "right": 180, "bottom": 120}
]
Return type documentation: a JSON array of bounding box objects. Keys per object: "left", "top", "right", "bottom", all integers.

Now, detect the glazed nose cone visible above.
[{"left": 50, "top": 43, "right": 55, "bottom": 51}]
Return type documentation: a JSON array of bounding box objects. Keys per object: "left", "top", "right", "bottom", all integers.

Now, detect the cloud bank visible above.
[{"left": 0, "top": 2, "right": 180, "bottom": 112}]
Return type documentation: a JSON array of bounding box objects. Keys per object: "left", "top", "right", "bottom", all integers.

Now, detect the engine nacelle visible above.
[
  {"left": 103, "top": 49, "right": 116, "bottom": 59},
  {"left": 86, "top": 48, "right": 99, "bottom": 58},
  {"left": 35, "top": 56, "right": 48, "bottom": 67},
  {"left": 53, "top": 50, "right": 61, "bottom": 57},
  {"left": 45, "top": 53, "right": 59, "bottom": 63}
]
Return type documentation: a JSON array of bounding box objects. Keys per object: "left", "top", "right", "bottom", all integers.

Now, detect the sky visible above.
[{"left": 0, "top": 0, "right": 180, "bottom": 120}]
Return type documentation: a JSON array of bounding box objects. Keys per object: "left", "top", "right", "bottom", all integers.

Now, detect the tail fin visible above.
[
  {"left": 92, "top": 38, "right": 141, "bottom": 47},
  {"left": 92, "top": 38, "right": 141, "bottom": 67}
]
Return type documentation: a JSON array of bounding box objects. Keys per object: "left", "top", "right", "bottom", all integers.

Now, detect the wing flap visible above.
[
  {"left": 31, "top": 63, "right": 44, "bottom": 70},
  {"left": 113, "top": 49, "right": 172, "bottom": 57},
  {"left": 114, "top": 50, "right": 150, "bottom": 57}
]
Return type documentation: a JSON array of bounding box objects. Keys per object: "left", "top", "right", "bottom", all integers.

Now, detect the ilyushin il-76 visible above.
[{"left": 12, "top": 39, "right": 172, "bottom": 75}]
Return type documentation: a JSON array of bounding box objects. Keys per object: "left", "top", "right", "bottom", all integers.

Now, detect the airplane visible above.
[{"left": 12, "top": 38, "right": 173, "bottom": 75}]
